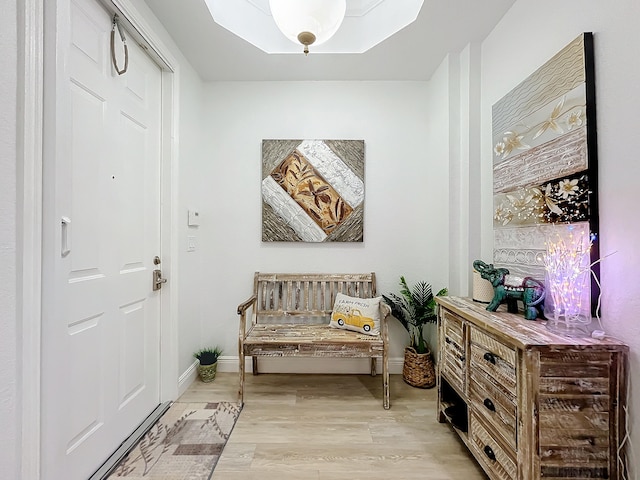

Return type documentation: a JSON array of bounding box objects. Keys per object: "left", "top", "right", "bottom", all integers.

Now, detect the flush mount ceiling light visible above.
[
  {"left": 269, "top": 0, "right": 346, "bottom": 55},
  {"left": 206, "top": 0, "right": 424, "bottom": 54}
]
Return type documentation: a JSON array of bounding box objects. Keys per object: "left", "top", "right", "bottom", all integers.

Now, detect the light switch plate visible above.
[
  {"left": 188, "top": 210, "right": 200, "bottom": 226},
  {"left": 187, "top": 236, "right": 196, "bottom": 252}
]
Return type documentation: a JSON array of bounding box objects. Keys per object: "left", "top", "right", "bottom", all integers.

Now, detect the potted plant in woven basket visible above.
[
  {"left": 383, "top": 277, "right": 447, "bottom": 388},
  {"left": 194, "top": 346, "right": 223, "bottom": 383}
]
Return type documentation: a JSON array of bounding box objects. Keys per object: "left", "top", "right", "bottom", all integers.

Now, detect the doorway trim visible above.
[{"left": 18, "top": 0, "right": 180, "bottom": 476}]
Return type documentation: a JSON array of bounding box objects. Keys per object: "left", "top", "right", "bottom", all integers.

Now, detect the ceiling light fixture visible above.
[
  {"left": 268, "top": 0, "right": 347, "bottom": 55},
  {"left": 207, "top": 1, "right": 425, "bottom": 55}
]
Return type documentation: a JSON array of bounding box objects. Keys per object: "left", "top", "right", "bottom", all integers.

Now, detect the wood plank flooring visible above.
[{"left": 178, "top": 373, "right": 488, "bottom": 480}]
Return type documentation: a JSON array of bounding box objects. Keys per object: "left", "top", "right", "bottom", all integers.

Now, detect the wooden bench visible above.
[{"left": 237, "top": 272, "right": 391, "bottom": 409}]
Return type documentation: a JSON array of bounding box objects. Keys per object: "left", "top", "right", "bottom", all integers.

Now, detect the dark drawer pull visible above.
[
  {"left": 458, "top": 355, "right": 465, "bottom": 362},
  {"left": 484, "top": 445, "right": 496, "bottom": 461},
  {"left": 483, "top": 352, "right": 496, "bottom": 364},
  {"left": 445, "top": 337, "right": 451, "bottom": 344},
  {"left": 483, "top": 398, "right": 496, "bottom": 412}
]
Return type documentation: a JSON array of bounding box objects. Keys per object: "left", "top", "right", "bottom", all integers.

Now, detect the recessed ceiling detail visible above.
[{"left": 205, "top": 0, "right": 424, "bottom": 54}]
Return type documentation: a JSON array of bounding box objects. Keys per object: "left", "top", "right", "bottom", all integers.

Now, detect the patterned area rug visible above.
[{"left": 108, "top": 402, "right": 242, "bottom": 480}]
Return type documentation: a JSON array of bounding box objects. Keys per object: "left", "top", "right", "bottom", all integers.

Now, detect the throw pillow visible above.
[{"left": 329, "top": 292, "right": 381, "bottom": 336}]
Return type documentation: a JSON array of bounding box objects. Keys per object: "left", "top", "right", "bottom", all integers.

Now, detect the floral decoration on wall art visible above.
[
  {"left": 493, "top": 173, "right": 589, "bottom": 227},
  {"left": 491, "top": 33, "right": 600, "bottom": 312}
]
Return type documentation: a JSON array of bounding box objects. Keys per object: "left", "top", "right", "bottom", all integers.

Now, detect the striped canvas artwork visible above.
[
  {"left": 262, "top": 139, "right": 365, "bottom": 242},
  {"left": 491, "top": 33, "right": 599, "bottom": 298}
]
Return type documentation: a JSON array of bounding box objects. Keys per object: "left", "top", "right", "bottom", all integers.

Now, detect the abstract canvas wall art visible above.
[
  {"left": 262, "top": 139, "right": 364, "bottom": 242},
  {"left": 491, "top": 33, "right": 600, "bottom": 310}
]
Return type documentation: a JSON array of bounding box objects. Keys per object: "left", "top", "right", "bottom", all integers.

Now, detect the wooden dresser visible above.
[{"left": 436, "top": 296, "right": 628, "bottom": 480}]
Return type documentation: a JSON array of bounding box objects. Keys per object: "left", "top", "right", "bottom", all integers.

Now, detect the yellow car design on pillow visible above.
[{"left": 333, "top": 308, "right": 375, "bottom": 332}]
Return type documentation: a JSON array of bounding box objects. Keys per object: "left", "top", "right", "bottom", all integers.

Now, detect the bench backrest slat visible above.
[{"left": 253, "top": 273, "right": 377, "bottom": 321}]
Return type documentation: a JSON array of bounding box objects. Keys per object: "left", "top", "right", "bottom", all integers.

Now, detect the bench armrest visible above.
[
  {"left": 237, "top": 294, "right": 257, "bottom": 315},
  {"left": 379, "top": 301, "right": 391, "bottom": 319}
]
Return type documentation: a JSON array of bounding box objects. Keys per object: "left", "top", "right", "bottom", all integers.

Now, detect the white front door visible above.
[{"left": 41, "top": 0, "right": 163, "bottom": 477}]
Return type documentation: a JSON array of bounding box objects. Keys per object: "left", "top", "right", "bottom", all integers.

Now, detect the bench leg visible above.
[
  {"left": 383, "top": 352, "right": 390, "bottom": 410},
  {"left": 252, "top": 356, "right": 259, "bottom": 375},
  {"left": 370, "top": 357, "right": 377, "bottom": 376},
  {"left": 238, "top": 345, "right": 245, "bottom": 407}
]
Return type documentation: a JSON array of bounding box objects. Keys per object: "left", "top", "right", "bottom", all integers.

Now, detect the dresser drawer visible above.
[
  {"left": 441, "top": 310, "right": 466, "bottom": 393},
  {"left": 470, "top": 369, "right": 517, "bottom": 450},
  {"left": 470, "top": 412, "right": 517, "bottom": 480},
  {"left": 470, "top": 327, "right": 517, "bottom": 395}
]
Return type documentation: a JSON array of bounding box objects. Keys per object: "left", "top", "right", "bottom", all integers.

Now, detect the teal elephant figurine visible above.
[{"left": 473, "top": 260, "right": 545, "bottom": 320}]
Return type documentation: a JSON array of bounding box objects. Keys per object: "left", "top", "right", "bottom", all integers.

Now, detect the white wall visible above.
[
  {"left": 174, "top": 64, "right": 206, "bottom": 379},
  {"left": 481, "top": 0, "right": 640, "bottom": 473},
  {"left": 200, "top": 80, "right": 451, "bottom": 365},
  {"left": 0, "top": 0, "right": 18, "bottom": 476},
  {"left": 446, "top": 43, "right": 484, "bottom": 297},
  {"left": 425, "top": 57, "right": 455, "bottom": 352}
]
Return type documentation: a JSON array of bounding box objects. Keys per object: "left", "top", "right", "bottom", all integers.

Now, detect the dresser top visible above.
[{"left": 436, "top": 296, "right": 628, "bottom": 351}]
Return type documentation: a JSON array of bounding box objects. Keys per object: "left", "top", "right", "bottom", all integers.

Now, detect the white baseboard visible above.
[
  {"left": 178, "top": 361, "right": 198, "bottom": 396},
  {"left": 177, "top": 356, "right": 404, "bottom": 395},
  {"left": 216, "top": 356, "right": 404, "bottom": 375}
]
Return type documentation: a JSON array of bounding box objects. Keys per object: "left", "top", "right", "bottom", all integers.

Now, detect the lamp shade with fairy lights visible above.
[
  {"left": 543, "top": 225, "right": 594, "bottom": 337},
  {"left": 269, "top": 0, "right": 347, "bottom": 55}
]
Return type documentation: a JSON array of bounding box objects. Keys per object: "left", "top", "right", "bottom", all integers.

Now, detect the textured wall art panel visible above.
[
  {"left": 491, "top": 33, "right": 599, "bottom": 308},
  {"left": 262, "top": 139, "right": 364, "bottom": 242},
  {"left": 493, "top": 223, "right": 590, "bottom": 281}
]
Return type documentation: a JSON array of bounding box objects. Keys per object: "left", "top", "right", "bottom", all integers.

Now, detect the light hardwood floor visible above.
[{"left": 178, "top": 372, "right": 488, "bottom": 480}]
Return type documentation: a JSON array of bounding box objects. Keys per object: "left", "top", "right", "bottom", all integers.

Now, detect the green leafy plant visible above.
[
  {"left": 193, "top": 346, "right": 223, "bottom": 366},
  {"left": 382, "top": 277, "right": 447, "bottom": 354}
]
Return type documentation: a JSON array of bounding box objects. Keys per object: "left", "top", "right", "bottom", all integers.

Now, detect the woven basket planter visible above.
[
  {"left": 197, "top": 361, "right": 218, "bottom": 383},
  {"left": 402, "top": 346, "right": 436, "bottom": 388}
]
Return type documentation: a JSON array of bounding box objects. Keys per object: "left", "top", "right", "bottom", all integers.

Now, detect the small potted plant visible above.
[
  {"left": 193, "top": 346, "right": 223, "bottom": 383},
  {"left": 383, "top": 277, "right": 447, "bottom": 388}
]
